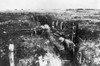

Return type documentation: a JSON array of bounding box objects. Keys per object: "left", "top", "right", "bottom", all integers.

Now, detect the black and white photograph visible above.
[{"left": 0, "top": 0, "right": 100, "bottom": 66}]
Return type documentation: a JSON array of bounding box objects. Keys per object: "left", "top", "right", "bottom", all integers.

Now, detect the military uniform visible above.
[
  {"left": 42, "top": 24, "right": 64, "bottom": 55},
  {"left": 59, "top": 37, "right": 76, "bottom": 61}
]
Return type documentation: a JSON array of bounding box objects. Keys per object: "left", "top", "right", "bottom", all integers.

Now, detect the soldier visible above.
[
  {"left": 59, "top": 37, "right": 75, "bottom": 51},
  {"left": 59, "top": 37, "right": 76, "bottom": 62},
  {"left": 34, "top": 25, "right": 45, "bottom": 35},
  {"left": 41, "top": 24, "right": 64, "bottom": 54}
]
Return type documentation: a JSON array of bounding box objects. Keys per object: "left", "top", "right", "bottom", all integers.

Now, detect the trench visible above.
[{"left": 0, "top": 13, "right": 99, "bottom": 66}]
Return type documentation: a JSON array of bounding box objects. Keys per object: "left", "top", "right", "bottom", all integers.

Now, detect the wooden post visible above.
[
  {"left": 56, "top": 20, "right": 58, "bottom": 29},
  {"left": 34, "top": 29, "right": 37, "bottom": 35},
  {"left": 52, "top": 21, "right": 55, "bottom": 29},
  {"left": 72, "top": 22, "right": 76, "bottom": 41},
  {"left": 60, "top": 21, "right": 63, "bottom": 30},
  {"left": 9, "top": 44, "right": 15, "bottom": 66},
  {"left": 72, "top": 22, "right": 74, "bottom": 41}
]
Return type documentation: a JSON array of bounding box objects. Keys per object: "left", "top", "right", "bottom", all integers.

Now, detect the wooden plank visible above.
[{"left": 9, "top": 44, "right": 15, "bottom": 66}]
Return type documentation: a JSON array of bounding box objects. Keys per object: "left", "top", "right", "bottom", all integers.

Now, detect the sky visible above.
[{"left": 0, "top": 0, "right": 100, "bottom": 10}]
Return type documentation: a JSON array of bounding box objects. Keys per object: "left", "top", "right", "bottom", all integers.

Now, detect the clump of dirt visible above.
[{"left": 78, "top": 38, "right": 100, "bottom": 66}]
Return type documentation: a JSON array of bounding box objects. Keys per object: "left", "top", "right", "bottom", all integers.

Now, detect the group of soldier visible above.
[{"left": 33, "top": 23, "right": 77, "bottom": 63}]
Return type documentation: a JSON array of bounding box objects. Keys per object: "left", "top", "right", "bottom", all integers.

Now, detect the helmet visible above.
[
  {"left": 44, "top": 24, "right": 50, "bottom": 30},
  {"left": 59, "top": 37, "right": 64, "bottom": 42}
]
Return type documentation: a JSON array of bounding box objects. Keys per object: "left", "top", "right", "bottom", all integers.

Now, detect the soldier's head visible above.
[
  {"left": 44, "top": 24, "right": 50, "bottom": 30},
  {"left": 43, "top": 24, "right": 50, "bottom": 32},
  {"left": 59, "top": 37, "right": 64, "bottom": 42}
]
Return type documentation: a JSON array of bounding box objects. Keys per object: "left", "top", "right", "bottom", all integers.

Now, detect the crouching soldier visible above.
[{"left": 59, "top": 37, "right": 76, "bottom": 62}]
